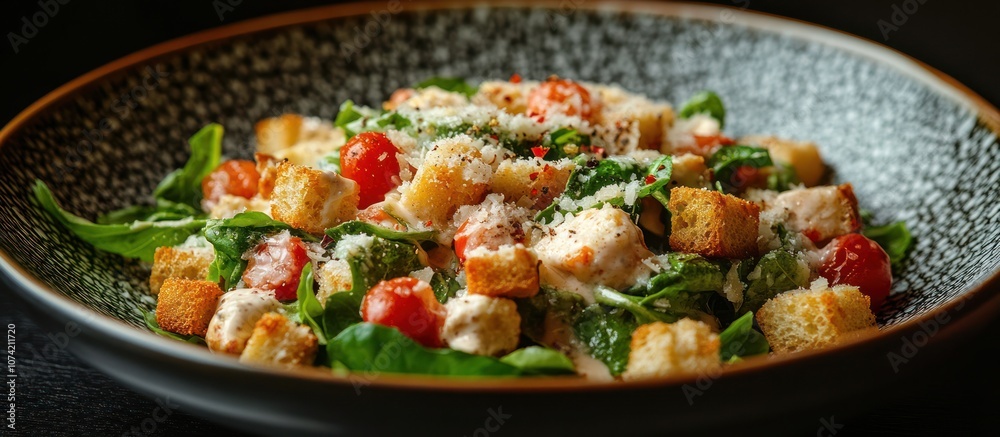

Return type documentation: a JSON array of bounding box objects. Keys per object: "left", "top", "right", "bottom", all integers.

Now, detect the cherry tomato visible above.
[
  {"left": 527, "top": 78, "right": 596, "bottom": 121},
  {"left": 201, "top": 160, "right": 260, "bottom": 205},
  {"left": 340, "top": 132, "right": 401, "bottom": 208},
  {"left": 361, "top": 277, "right": 446, "bottom": 348},
  {"left": 819, "top": 233, "right": 892, "bottom": 312},
  {"left": 242, "top": 232, "right": 311, "bottom": 301}
]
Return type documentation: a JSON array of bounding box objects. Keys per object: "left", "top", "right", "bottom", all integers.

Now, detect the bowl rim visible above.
[{"left": 1, "top": 0, "right": 999, "bottom": 393}]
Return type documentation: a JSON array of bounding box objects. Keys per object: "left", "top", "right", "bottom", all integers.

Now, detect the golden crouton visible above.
[
  {"left": 270, "top": 161, "right": 359, "bottom": 235},
  {"left": 667, "top": 187, "right": 760, "bottom": 258},
  {"left": 255, "top": 114, "right": 303, "bottom": 155},
  {"left": 255, "top": 153, "right": 282, "bottom": 199},
  {"left": 471, "top": 80, "right": 533, "bottom": 114},
  {"left": 149, "top": 247, "right": 214, "bottom": 295},
  {"left": 622, "top": 319, "right": 721, "bottom": 381},
  {"left": 491, "top": 158, "right": 575, "bottom": 209},
  {"left": 669, "top": 153, "right": 711, "bottom": 189},
  {"left": 316, "top": 259, "right": 354, "bottom": 306},
  {"left": 156, "top": 278, "right": 223, "bottom": 337},
  {"left": 399, "top": 136, "right": 491, "bottom": 227},
  {"left": 756, "top": 279, "right": 876, "bottom": 354},
  {"left": 740, "top": 135, "right": 826, "bottom": 187},
  {"left": 239, "top": 312, "right": 319, "bottom": 368},
  {"left": 768, "top": 183, "right": 860, "bottom": 243},
  {"left": 595, "top": 86, "right": 675, "bottom": 150},
  {"left": 465, "top": 244, "right": 540, "bottom": 298}
]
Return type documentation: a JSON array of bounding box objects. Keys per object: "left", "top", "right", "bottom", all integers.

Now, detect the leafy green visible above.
[
  {"left": 767, "top": 163, "right": 800, "bottom": 192},
  {"left": 718, "top": 311, "right": 769, "bottom": 361},
  {"left": 327, "top": 323, "right": 521, "bottom": 376},
  {"left": 573, "top": 305, "right": 637, "bottom": 376},
  {"left": 430, "top": 270, "right": 462, "bottom": 304},
  {"left": 678, "top": 90, "right": 726, "bottom": 128},
  {"left": 203, "top": 212, "right": 315, "bottom": 289},
  {"left": 333, "top": 100, "right": 365, "bottom": 137},
  {"left": 151, "top": 124, "right": 224, "bottom": 211},
  {"left": 142, "top": 309, "right": 206, "bottom": 345},
  {"left": 593, "top": 286, "right": 675, "bottom": 324},
  {"left": 536, "top": 156, "right": 643, "bottom": 222},
  {"left": 741, "top": 249, "right": 810, "bottom": 313},
  {"left": 516, "top": 288, "right": 587, "bottom": 344},
  {"left": 499, "top": 347, "right": 575, "bottom": 375},
  {"left": 288, "top": 264, "right": 328, "bottom": 344},
  {"left": 863, "top": 221, "right": 912, "bottom": 266},
  {"left": 708, "top": 145, "right": 774, "bottom": 193},
  {"left": 34, "top": 180, "right": 207, "bottom": 262},
  {"left": 325, "top": 221, "right": 436, "bottom": 245},
  {"left": 96, "top": 202, "right": 197, "bottom": 225},
  {"left": 414, "top": 77, "right": 478, "bottom": 97},
  {"left": 321, "top": 292, "right": 364, "bottom": 341},
  {"left": 329, "top": 235, "right": 424, "bottom": 295}
]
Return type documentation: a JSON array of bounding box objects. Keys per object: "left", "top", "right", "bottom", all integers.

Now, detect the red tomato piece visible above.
[
  {"left": 242, "top": 232, "right": 311, "bottom": 301},
  {"left": 819, "top": 233, "right": 893, "bottom": 312},
  {"left": 527, "top": 78, "right": 596, "bottom": 121},
  {"left": 201, "top": 160, "right": 260, "bottom": 206},
  {"left": 340, "top": 132, "right": 402, "bottom": 208},
  {"left": 361, "top": 277, "right": 446, "bottom": 348}
]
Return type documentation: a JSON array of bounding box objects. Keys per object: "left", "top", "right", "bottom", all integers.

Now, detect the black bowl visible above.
[{"left": 2, "top": 2, "right": 1000, "bottom": 435}]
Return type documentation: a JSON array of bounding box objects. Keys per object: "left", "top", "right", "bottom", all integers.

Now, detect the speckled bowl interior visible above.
[{"left": 2, "top": 5, "right": 999, "bottom": 336}]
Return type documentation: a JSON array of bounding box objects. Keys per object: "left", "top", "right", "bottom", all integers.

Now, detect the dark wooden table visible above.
[{"left": 1, "top": 1, "right": 998, "bottom": 435}]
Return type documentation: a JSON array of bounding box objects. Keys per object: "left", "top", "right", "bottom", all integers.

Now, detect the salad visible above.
[{"left": 36, "top": 76, "right": 911, "bottom": 380}]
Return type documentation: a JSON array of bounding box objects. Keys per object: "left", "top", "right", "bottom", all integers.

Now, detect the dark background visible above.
[{"left": 1, "top": 1, "right": 998, "bottom": 435}]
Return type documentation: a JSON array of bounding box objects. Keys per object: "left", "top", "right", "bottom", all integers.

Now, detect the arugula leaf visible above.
[
  {"left": 414, "top": 77, "right": 478, "bottom": 97},
  {"left": 151, "top": 124, "right": 224, "bottom": 211},
  {"left": 594, "top": 285, "right": 676, "bottom": 324},
  {"left": 741, "top": 249, "right": 810, "bottom": 313},
  {"left": 718, "top": 311, "right": 769, "bottom": 361},
  {"left": 678, "top": 90, "right": 726, "bottom": 128},
  {"left": 325, "top": 221, "right": 436, "bottom": 244},
  {"left": 863, "top": 221, "right": 912, "bottom": 266},
  {"left": 708, "top": 145, "right": 774, "bottom": 193},
  {"left": 203, "top": 212, "right": 315, "bottom": 289},
  {"left": 499, "top": 347, "right": 575, "bottom": 375},
  {"left": 97, "top": 201, "right": 198, "bottom": 225},
  {"left": 327, "top": 323, "right": 522, "bottom": 376},
  {"left": 573, "top": 305, "right": 637, "bottom": 376},
  {"left": 142, "top": 309, "right": 207, "bottom": 345},
  {"left": 631, "top": 253, "right": 724, "bottom": 320},
  {"left": 34, "top": 180, "right": 207, "bottom": 262}
]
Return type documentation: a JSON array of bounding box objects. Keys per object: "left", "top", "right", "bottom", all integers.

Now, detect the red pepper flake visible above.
[
  {"left": 529, "top": 172, "right": 539, "bottom": 181},
  {"left": 509, "top": 73, "right": 522, "bottom": 84},
  {"left": 645, "top": 175, "right": 657, "bottom": 185},
  {"left": 530, "top": 188, "right": 539, "bottom": 196},
  {"left": 531, "top": 146, "right": 550, "bottom": 158},
  {"left": 424, "top": 220, "right": 433, "bottom": 227}
]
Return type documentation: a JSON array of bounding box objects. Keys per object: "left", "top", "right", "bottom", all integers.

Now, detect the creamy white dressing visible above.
[{"left": 206, "top": 288, "right": 281, "bottom": 355}]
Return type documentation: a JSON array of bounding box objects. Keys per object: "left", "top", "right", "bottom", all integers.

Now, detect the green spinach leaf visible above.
[
  {"left": 34, "top": 180, "right": 207, "bottom": 262},
  {"left": 708, "top": 145, "right": 774, "bottom": 193},
  {"left": 327, "top": 323, "right": 522, "bottom": 376},
  {"left": 718, "top": 311, "right": 769, "bottom": 361},
  {"left": 742, "top": 249, "right": 810, "bottom": 313},
  {"left": 573, "top": 305, "right": 637, "bottom": 376},
  {"left": 151, "top": 123, "right": 224, "bottom": 211},
  {"left": 499, "top": 346, "right": 575, "bottom": 375},
  {"left": 863, "top": 221, "right": 912, "bottom": 266},
  {"left": 678, "top": 90, "right": 726, "bottom": 128}
]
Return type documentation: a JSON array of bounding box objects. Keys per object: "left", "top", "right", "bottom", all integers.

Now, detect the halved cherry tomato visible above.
[
  {"left": 527, "top": 78, "right": 596, "bottom": 121},
  {"left": 201, "top": 160, "right": 260, "bottom": 205},
  {"left": 819, "top": 233, "right": 892, "bottom": 312},
  {"left": 361, "top": 277, "right": 446, "bottom": 347},
  {"left": 242, "top": 232, "right": 311, "bottom": 301},
  {"left": 340, "top": 132, "right": 401, "bottom": 209}
]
